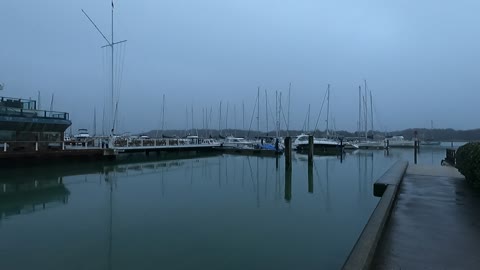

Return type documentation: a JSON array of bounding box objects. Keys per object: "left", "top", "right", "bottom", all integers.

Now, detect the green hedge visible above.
[{"left": 456, "top": 142, "right": 480, "bottom": 187}]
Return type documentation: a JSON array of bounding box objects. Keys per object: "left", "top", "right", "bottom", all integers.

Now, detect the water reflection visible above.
[
  {"left": 308, "top": 162, "right": 313, "bottom": 193},
  {"left": 0, "top": 146, "right": 453, "bottom": 270},
  {"left": 0, "top": 178, "right": 69, "bottom": 221},
  {"left": 0, "top": 146, "right": 449, "bottom": 218},
  {"left": 284, "top": 167, "right": 292, "bottom": 202}
]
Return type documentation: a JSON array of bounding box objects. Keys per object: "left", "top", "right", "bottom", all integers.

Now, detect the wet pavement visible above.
[{"left": 372, "top": 165, "right": 480, "bottom": 269}]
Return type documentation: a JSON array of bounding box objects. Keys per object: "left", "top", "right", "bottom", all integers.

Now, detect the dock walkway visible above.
[{"left": 371, "top": 165, "right": 480, "bottom": 269}]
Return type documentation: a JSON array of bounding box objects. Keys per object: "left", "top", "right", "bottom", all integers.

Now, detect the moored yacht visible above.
[
  {"left": 221, "top": 136, "right": 255, "bottom": 149},
  {"left": 357, "top": 140, "right": 385, "bottom": 149},
  {"left": 386, "top": 136, "right": 415, "bottom": 148},
  {"left": 293, "top": 134, "right": 343, "bottom": 154},
  {"left": 74, "top": 128, "right": 90, "bottom": 139},
  {"left": 343, "top": 141, "right": 359, "bottom": 150}
]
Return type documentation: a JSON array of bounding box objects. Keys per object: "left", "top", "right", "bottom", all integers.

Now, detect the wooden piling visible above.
[
  {"left": 285, "top": 137, "right": 292, "bottom": 170},
  {"left": 308, "top": 135, "right": 314, "bottom": 163},
  {"left": 414, "top": 140, "right": 418, "bottom": 164},
  {"left": 339, "top": 137, "right": 344, "bottom": 162}
]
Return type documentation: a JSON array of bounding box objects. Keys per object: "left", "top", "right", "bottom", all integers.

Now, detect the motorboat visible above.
[
  {"left": 343, "top": 141, "right": 359, "bottom": 150},
  {"left": 74, "top": 129, "right": 90, "bottom": 139},
  {"left": 385, "top": 136, "right": 414, "bottom": 148},
  {"left": 293, "top": 134, "right": 342, "bottom": 154},
  {"left": 420, "top": 140, "right": 441, "bottom": 146},
  {"left": 222, "top": 136, "right": 255, "bottom": 149},
  {"left": 357, "top": 140, "right": 385, "bottom": 149}
]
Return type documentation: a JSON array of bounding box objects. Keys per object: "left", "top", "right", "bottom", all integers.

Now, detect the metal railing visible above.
[
  {"left": 112, "top": 138, "right": 219, "bottom": 148},
  {"left": 0, "top": 106, "right": 69, "bottom": 120},
  {"left": 0, "top": 141, "right": 69, "bottom": 152},
  {"left": 0, "top": 137, "right": 220, "bottom": 153}
]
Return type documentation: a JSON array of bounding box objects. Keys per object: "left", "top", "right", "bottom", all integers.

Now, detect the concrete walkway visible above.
[{"left": 371, "top": 165, "right": 480, "bottom": 269}]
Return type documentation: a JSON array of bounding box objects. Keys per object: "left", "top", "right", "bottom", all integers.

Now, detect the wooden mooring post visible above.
[
  {"left": 284, "top": 136, "right": 293, "bottom": 201},
  {"left": 339, "top": 137, "right": 344, "bottom": 163},
  {"left": 414, "top": 140, "right": 419, "bottom": 164},
  {"left": 285, "top": 137, "right": 292, "bottom": 170},
  {"left": 308, "top": 135, "right": 314, "bottom": 164}
]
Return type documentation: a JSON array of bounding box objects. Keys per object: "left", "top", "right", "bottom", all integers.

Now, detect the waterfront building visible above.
[{"left": 0, "top": 95, "right": 71, "bottom": 151}]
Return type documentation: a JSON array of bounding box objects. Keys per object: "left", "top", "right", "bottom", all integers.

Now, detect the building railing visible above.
[
  {"left": 0, "top": 106, "right": 69, "bottom": 120},
  {"left": 0, "top": 96, "right": 36, "bottom": 110}
]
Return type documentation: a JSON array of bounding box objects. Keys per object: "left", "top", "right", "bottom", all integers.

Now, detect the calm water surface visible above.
[{"left": 0, "top": 144, "right": 460, "bottom": 269}]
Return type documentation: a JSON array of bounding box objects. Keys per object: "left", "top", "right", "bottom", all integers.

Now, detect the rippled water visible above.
[{"left": 0, "top": 144, "right": 458, "bottom": 269}]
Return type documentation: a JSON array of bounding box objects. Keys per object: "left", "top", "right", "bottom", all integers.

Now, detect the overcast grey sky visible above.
[{"left": 1, "top": 0, "right": 479, "bottom": 134}]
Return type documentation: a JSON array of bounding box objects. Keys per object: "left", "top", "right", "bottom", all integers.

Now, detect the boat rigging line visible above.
[{"left": 313, "top": 85, "right": 329, "bottom": 134}]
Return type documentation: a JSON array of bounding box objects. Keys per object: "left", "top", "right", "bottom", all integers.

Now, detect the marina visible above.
[
  {"left": 2, "top": 0, "right": 480, "bottom": 269},
  {"left": 0, "top": 143, "right": 461, "bottom": 269}
]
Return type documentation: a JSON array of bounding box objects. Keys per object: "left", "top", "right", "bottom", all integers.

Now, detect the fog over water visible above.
[{"left": 1, "top": 0, "right": 479, "bottom": 134}]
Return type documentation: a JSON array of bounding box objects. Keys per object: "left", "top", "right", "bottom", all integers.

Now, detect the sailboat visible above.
[
  {"left": 294, "top": 85, "right": 344, "bottom": 154},
  {"left": 253, "top": 87, "right": 283, "bottom": 154},
  {"left": 82, "top": 1, "right": 127, "bottom": 144},
  {"left": 356, "top": 83, "right": 385, "bottom": 149},
  {"left": 421, "top": 120, "right": 441, "bottom": 146}
]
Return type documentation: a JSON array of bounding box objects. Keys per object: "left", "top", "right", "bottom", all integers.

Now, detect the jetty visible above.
[
  {"left": 343, "top": 160, "right": 480, "bottom": 269},
  {"left": 0, "top": 137, "right": 221, "bottom": 164}
]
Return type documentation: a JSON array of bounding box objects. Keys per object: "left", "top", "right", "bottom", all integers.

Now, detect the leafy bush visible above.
[{"left": 456, "top": 142, "right": 480, "bottom": 187}]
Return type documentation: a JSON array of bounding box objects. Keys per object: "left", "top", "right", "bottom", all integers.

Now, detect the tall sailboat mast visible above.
[
  {"left": 225, "top": 102, "right": 229, "bottom": 131},
  {"left": 275, "top": 91, "right": 279, "bottom": 138},
  {"left": 110, "top": 3, "right": 114, "bottom": 131},
  {"left": 257, "top": 87, "right": 260, "bottom": 137},
  {"left": 162, "top": 94, "right": 166, "bottom": 132},
  {"left": 287, "top": 83, "right": 291, "bottom": 136},
  {"left": 218, "top": 101, "right": 222, "bottom": 136},
  {"left": 82, "top": 1, "right": 127, "bottom": 136},
  {"left": 307, "top": 104, "right": 311, "bottom": 132},
  {"left": 234, "top": 104, "right": 237, "bottom": 137},
  {"left": 370, "top": 91, "right": 374, "bottom": 136},
  {"left": 358, "top": 86, "right": 361, "bottom": 135},
  {"left": 326, "top": 84, "right": 330, "bottom": 137},
  {"left": 242, "top": 101, "right": 245, "bottom": 131},
  {"left": 265, "top": 89, "right": 268, "bottom": 135},
  {"left": 364, "top": 80, "right": 368, "bottom": 139},
  {"left": 93, "top": 107, "right": 97, "bottom": 136}
]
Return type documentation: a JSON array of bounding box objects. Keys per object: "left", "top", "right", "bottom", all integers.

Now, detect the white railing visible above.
[
  {"left": 111, "top": 138, "right": 220, "bottom": 149},
  {"left": 0, "top": 141, "right": 68, "bottom": 152},
  {"left": 0, "top": 138, "right": 220, "bottom": 153}
]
